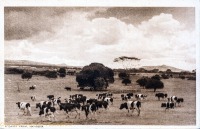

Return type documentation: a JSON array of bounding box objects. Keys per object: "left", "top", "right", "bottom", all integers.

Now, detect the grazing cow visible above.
[
  {"left": 168, "top": 96, "right": 178, "bottom": 106},
  {"left": 103, "top": 97, "right": 113, "bottom": 105},
  {"left": 29, "top": 85, "right": 36, "bottom": 90},
  {"left": 47, "top": 95, "right": 54, "bottom": 100},
  {"left": 119, "top": 101, "right": 141, "bottom": 116},
  {"left": 155, "top": 93, "right": 167, "bottom": 100},
  {"left": 64, "top": 87, "right": 71, "bottom": 91},
  {"left": 161, "top": 102, "right": 175, "bottom": 111},
  {"left": 16, "top": 102, "right": 31, "bottom": 116},
  {"left": 30, "top": 95, "right": 36, "bottom": 101},
  {"left": 70, "top": 94, "right": 83, "bottom": 100},
  {"left": 121, "top": 94, "right": 128, "bottom": 101},
  {"left": 95, "top": 101, "right": 109, "bottom": 110},
  {"left": 36, "top": 101, "right": 52, "bottom": 109},
  {"left": 96, "top": 93, "right": 107, "bottom": 99},
  {"left": 39, "top": 104, "right": 56, "bottom": 121},
  {"left": 135, "top": 94, "right": 147, "bottom": 100},
  {"left": 75, "top": 96, "right": 87, "bottom": 105},
  {"left": 59, "top": 103, "right": 81, "bottom": 119},
  {"left": 106, "top": 93, "right": 113, "bottom": 97},
  {"left": 86, "top": 98, "right": 97, "bottom": 104},
  {"left": 82, "top": 103, "right": 97, "bottom": 119},
  {"left": 176, "top": 98, "right": 184, "bottom": 106}
]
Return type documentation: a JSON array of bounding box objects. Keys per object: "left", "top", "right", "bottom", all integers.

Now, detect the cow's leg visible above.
[{"left": 136, "top": 108, "right": 140, "bottom": 116}]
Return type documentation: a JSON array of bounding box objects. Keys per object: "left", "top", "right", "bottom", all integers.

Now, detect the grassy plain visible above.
[{"left": 4, "top": 73, "right": 196, "bottom": 125}]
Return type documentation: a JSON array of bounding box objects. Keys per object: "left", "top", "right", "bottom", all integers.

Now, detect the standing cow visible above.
[{"left": 119, "top": 101, "right": 141, "bottom": 116}]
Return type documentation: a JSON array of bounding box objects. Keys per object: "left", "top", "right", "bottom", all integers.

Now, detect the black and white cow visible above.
[
  {"left": 135, "top": 94, "right": 147, "bottom": 100},
  {"left": 121, "top": 94, "right": 128, "bottom": 101},
  {"left": 47, "top": 95, "right": 54, "bottom": 100},
  {"left": 29, "top": 85, "right": 36, "bottom": 90},
  {"left": 39, "top": 104, "right": 56, "bottom": 121},
  {"left": 103, "top": 97, "right": 113, "bottom": 105},
  {"left": 52, "top": 97, "right": 61, "bottom": 108},
  {"left": 176, "top": 98, "right": 184, "bottom": 106},
  {"left": 86, "top": 98, "right": 98, "bottom": 104},
  {"left": 16, "top": 102, "right": 31, "bottom": 116},
  {"left": 155, "top": 93, "right": 167, "bottom": 100},
  {"left": 64, "top": 87, "right": 71, "bottom": 91},
  {"left": 161, "top": 102, "right": 175, "bottom": 111},
  {"left": 168, "top": 96, "right": 178, "bottom": 107},
  {"left": 82, "top": 103, "right": 97, "bottom": 119},
  {"left": 95, "top": 101, "right": 109, "bottom": 111},
  {"left": 59, "top": 103, "right": 81, "bottom": 119},
  {"left": 30, "top": 95, "right": 36, "bottom": 101},
  {"left": 96, "top": 93, "right": 107, "bottom": 99},
  {"left": 36, "top": 101, "right": 52, "bottom": 109},
  {"left": 119, "top": 101, "right": 141, "bottom": 116}
]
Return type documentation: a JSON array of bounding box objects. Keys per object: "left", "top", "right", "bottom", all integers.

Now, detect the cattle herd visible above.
[{"left": 15, "top": 84, "right": 185, "bottom": 122}]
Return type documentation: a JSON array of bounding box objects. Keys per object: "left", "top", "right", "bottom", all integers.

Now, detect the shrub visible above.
[
  {"left": 21, "top": 72, "right": 32, "bottom": 81},
  {"left": 151, "top": 74, "right": 161, "bottom": 80},
  {"left": 45, "top": 71, "right": 58, "bottom": 79},
  {"left": 180, "top": 76, "right": 185, "bottom": 80},
  {"left": 118, "top": 72, "right": 129, "bottom": 79},
  {"left": 58, "top": 68, "right": 66, "bottom": 78},
  {"left": 122, "top": 78, "right": 131, "bottom": 85},
  {"left": 161, "top": 74, "right": 169, "bottom": 79}
]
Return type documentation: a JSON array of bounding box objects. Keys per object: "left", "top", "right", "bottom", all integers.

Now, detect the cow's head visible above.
[
  {"left": 155, "top": 94, "right": 158, "bottom": 97},
  {"left": 164, "top": 94, "right": 168, "bottom": 98},
  {"left": 16, "top": 102, "right": 20, "bottom": 109},
  {"left": 161, "top": 103, "right": 166, "bottom": 107},
  {"left": 119, "top": 103, "right": 127, "bottom": 110},
  {"left": 36, "top": 103, "right": 41, "bottom": 109}
]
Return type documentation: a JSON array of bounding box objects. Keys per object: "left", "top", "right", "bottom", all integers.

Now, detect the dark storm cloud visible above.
[
  {"left": 91, "top": 7, "right": 195, "bottom": 29},
  {"left": 5, "top": 7, "right": 195, "bottom": 41},
  {"left": 5, "top": 7, "right": 67, "bottom": 40}
]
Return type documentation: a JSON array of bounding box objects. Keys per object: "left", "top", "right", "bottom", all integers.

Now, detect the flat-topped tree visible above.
[
  {"left": 114, "top": 56, "right": 140, "bottom": 71},
  {"left": 114, "top": 56, "right": 140, "bottom": 84}
]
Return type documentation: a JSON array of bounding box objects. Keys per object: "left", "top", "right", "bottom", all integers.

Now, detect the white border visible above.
[{"left": 1, "top": 0, "right": 200, "bottom": 128}]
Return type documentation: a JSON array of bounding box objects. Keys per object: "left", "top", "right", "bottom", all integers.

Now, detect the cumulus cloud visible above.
[{"left": 4, "top": 9, "right": 196, "bottom": 71}]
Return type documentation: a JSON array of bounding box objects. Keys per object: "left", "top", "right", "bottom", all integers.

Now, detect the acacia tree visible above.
[
  {"left": 114, "top": 56, "right": 140, "bottom": 85},
  {"left": 114, "top": 56, "right": 140, "bottom": 71}
]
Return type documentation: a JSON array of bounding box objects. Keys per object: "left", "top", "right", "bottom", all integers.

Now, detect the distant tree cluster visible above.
[
  {"left": 76, "top": 63, "right": 114, "bottom": 90},
  {"left": 45, "top": 71, "right": 58, "bottom": 79}
]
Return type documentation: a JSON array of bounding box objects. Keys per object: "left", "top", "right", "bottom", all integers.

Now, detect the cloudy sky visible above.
[{"left": 4, "top": 7, "right": 196, "bottom": 71}]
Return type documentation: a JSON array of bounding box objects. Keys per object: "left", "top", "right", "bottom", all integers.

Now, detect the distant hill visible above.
[
  {"left": 4, "top": 60, "right": 81, "bottom": 69},
  {"left": 141, "top": 65, "right": 186, "bottom": 72}
]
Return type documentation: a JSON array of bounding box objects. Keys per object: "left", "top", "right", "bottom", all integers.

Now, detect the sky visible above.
[{"left": 4, "top": 7, "right": 196, "bottom": 71}]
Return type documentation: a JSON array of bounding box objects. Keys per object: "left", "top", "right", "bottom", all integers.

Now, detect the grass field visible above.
[{"left": 4, "top": 74, "right": 196, "bottom": 125}]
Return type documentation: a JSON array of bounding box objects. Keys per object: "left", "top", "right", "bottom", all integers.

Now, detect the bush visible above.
[
  {"left": 187, "top": 76, "right": 196, "bottom": 80},
  {"left": 161, "top": 74, "right": 169, "bottom": 79},
  {"left": 118, "top": 72, "right": 129, "bottom": 79},
  {"left": 151, "top": 75, "right": 161, "bottom": 80},
  {"left": 58, "top": 68, "right": 66, "bottom": 78},
  {"left": 5, "top": 68, "right": 24, "bottom": 74},
  {"left": 122, "top": 78, "right": 131, "bottom": 85},
  {"left": 45, "top": 71, "right": 58, "bottom": 79},
  {"left": 180, "top": 76, "right": 185, "bottom": 80},
  {"left": 21, "top": 72, "right": 32, "bottom": 81}
]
